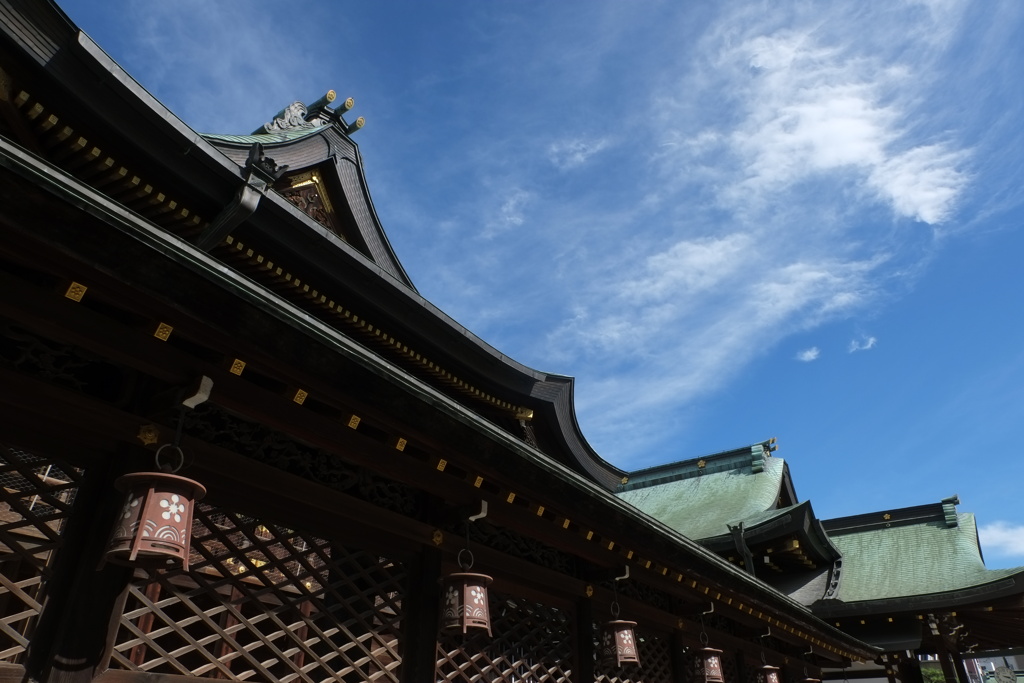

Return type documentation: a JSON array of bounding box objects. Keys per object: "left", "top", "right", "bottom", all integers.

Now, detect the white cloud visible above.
[
  {"left": 711, "top": 23, "right": 970, "bottom": 225},
  {"left": 796, "top": 347, "right": 820, "bottom": 362},
  {"left": 480, "top": 189, "right": 531, "bottom": 238},
  {"left": 548, "top": 137, "right": 611, "bottom": 170},
  {"left": 848, "top": 336, "right": 877, "bottom": 352},
  {"left": 979, "top": 522, "right": 1024, "bottom": 558},
  {"left": 868, "top": 145, "right": 968, "bottom": 224}
]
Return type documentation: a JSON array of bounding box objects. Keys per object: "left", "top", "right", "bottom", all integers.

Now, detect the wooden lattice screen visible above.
[
  {"left": 437, "top": 591, "right": 574, "bottom": 683},
  {"left": 595, "top": 627, "right": 673, "bottom": 683},
  {"left": 0, "top": 445, "right": 81, "bottom": 662},
  {"left": 109, "top": 502, "right": 406, "bottom": 683}
]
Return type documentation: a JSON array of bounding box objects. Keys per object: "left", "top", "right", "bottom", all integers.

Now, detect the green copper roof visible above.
[
  {"left": 202, "top": 126, "right": 327, "bottom": 145},
  {"left": 830, "top": 513, "right": 1022, "bottom": 603},
  {"left": 616, "top": 455, "right": 785, "bottom": 540}
]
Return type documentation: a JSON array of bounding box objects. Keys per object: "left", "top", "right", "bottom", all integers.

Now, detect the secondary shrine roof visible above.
[
  {"left": 822, "top": 505, "right": 1023, "bottom": 606},
  {"left": 616, "top": 442, "right": 790, "bottom": 541}
]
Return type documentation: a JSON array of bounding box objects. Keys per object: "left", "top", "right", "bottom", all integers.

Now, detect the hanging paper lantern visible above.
[
  {"left": 760, "top": 664, "right": 781, "bottom": 683},
  {"left": 601, "top": 619, "right": 640, "bottom": 666},
  {"left": 106, "top": 471, "right": 206, "bottom": 570},
  {"left": 441, "top": 571, "right": 493, "bottom": 635},
  {"left": 698, "top": 647, "right": 725, "bottom": 683}
]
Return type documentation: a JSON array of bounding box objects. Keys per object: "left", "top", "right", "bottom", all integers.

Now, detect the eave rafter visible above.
[
  {"left": 217, "top": 235, "right": 534, "bottom": 421},
  {"left": 0, "top": 59, "right": 533, "bottom": 426},
  {"left": 0, "top": 75, "right": 206, "bottom": 238}
]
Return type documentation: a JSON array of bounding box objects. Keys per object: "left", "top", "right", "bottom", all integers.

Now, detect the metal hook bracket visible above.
[
  {"left": 702, "top": 603, "right": 715, "bottom": 615},
  {"left": 468, "top": 500, "right": 488, "bottom": 522},
  {"left": 615, "top": 566, "right": 630, "bottom": 582}
]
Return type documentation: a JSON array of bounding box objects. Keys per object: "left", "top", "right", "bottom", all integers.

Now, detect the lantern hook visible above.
[
  {"left": 615, "top": 566, "right": 630, "bottom": 582},
  {"left": 468, "top": 500, "right": 488, "bottom": 522},
  {"left": 759, "top": 626, "right": 771, "bottom": 664},
  {"left": 155, "top": 444, "right": 185, "bottom": 474},
  {"left": 698, "top": 602, "right": 713, "bottom": 646},
  {"left": 457, "top": 548, "right": 475, "bottom": 571}
]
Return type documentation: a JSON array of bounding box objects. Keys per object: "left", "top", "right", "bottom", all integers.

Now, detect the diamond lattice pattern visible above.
[
  {"left": 437, "top": 592, "right": 574, "bottom": 683},
  {"left": 595, "top": 628, "right": 673, "bottom": 683},
  {"left": 110, "top": 503, "right": 406, "bottom": 683},
  {"left": 0, "top": 446, "right": 80, "bottom": 662}
]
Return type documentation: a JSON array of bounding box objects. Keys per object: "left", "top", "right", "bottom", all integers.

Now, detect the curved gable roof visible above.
[
  {"left": 824, "top": 510, "right": 1023, "bottom": 605},
  {"left": 616, "top": 442, "right": 788, "bottom": 540}
]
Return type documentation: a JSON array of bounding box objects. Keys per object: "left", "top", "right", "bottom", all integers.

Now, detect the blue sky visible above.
[{"left": 56, "top": 0, "right": 1024, "bottom": 568}]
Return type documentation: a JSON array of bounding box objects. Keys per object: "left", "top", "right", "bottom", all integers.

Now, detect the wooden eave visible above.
[
  {"left": 0, "top": 134, "right": 876, "bottom": 664},
  {"left": 0, "top": 0, "right": 626, "bottom": 490},
  {"left": 812, "top": 570, "right": 1024, "bottom": 619},
  {"left": 702, "top": 501, "right": 843, "bottom": 572},
  {"left": 205, "top": 127, "right": 415, "bottom": 289}
]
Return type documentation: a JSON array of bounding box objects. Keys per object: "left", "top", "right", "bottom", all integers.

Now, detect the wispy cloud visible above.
[
  {"left": 481, "top": 189, "right": 531, "bottom": 239},
  {"left": 848, "top": 336, "right": 877, "bottom": 353},
  {"left": 979, "top": 522, "right": 1024, "bottom": 559},
  {"left": 548, "top": 137, "right": 611, "bottom": 170},
  {"left": 538, "top": 3, "right": 975, "bottom": 457},
  {"left": 796, "top": 347, "right": 821, "bottom": 362},
  {"left": 711, "top": 25, "right": 970, "bottom": 224}
]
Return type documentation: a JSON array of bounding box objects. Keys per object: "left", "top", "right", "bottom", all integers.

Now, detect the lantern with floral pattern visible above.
[
  {"left": 441, "top": 570, "right": 493, "bottom": 635},
  {"left": 698, "top": 647, "right": 725, "bottom": 683},
  {"left": 441, "top": 543, "right": 493, "bottom": 635},
  {"left": 760, "top": 664, "right": 781, "bottom": 683},
  {"left": 106, "top": 470, "right": 206, "bottom": 570},
  {"left": 601, "top": 619, "right": 641, "bottom": 666}
]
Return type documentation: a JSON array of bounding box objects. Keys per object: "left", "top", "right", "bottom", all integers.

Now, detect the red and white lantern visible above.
[
  {"left": 601, "top": 619, "right": 640, "bottom": 666},
  {"left": 760, "top": 664, "right": 781, "bottom": 683},
  {"left": 441, "top": 571, "right": 493, "bottom": 635},
  {"left": 106, "top": 471, "right": 206, "bottom": 570},
  {"left": 698, "top": 647, "right": 725, "bottom": 683}
]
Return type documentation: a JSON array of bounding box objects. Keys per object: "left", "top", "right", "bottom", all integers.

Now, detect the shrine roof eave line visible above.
[
  {"left": 0, "top": 135, "right": 876, "bottom": 662},
  {"left": 249, "top": 186, "right": 625, "bottom": 485},
  {"left": 811, "top": 570, "right": 1024, "bottom": 618}
]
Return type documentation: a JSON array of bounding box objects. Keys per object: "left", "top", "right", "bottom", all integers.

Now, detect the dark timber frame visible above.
[{"left": 0, "top": 2, "right": 877, "bottom": 683}]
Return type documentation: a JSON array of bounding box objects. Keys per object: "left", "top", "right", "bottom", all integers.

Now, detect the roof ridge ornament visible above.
[
  {"left": 252, "top": 91, "right": 365, "bottom": 136},
  {"left": 941, "top": 494, "right": 960, "bottom": 528},
  {"left": 259, "top": 100, "right": 325, "bottom": 134}
]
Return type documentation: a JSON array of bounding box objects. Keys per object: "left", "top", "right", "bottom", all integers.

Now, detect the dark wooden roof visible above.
[{"left": 0, "top": 0, "right": 625, "bottom": 491}]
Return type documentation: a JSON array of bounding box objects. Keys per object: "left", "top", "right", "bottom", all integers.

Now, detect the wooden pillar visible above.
[
  {"left": 671, "top": 627, "right": 688, "bottom": 683},
  {"left": 886, "top": 653, "right": 902, "bottom": 683},
  {"left": 951, "top": 651, "right": 971, "bottom": 683},
  {"left": 25, "top": 453, "right": 133, "bottom": 683},
  {"left": 575, "top": 596, "right": 595, "bottom": 683},
  {"left": 937, "top": 650, "right": 959, "bottom": 683},
  {"left": 898, "top": 655, "right": 926, "bottom": 683},
  {"left": 399, "top": 546, "right": 442, "bottom": 683},
  {"left": 735, "top": 651, "right": 750, "bottom": 683}
]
